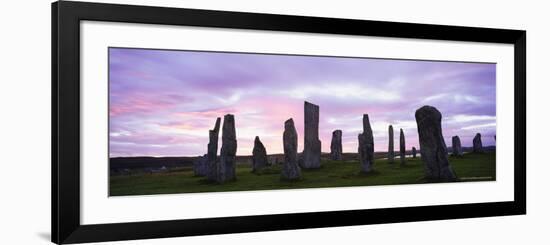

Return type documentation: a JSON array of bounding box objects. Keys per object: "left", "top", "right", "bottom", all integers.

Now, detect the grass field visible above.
[{"left": 109, "top": 152, "right": 496, "bottom": 196}]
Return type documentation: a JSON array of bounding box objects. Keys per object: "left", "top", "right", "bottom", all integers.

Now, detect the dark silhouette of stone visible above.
[
  {"left": 302, "top": 101, "right": 321, "bottom": 169},
  {"left": 473, "top": 133, "right": 483, "bottom": 153},
  {"left": 415, "top": 106, "right": 456, "bottom": 181},
  {"left": 206, "top": 118, "right": 221, "bottom": 182},
  {"left": 282, "top": 119, "right": 301, "bottom": 180},
  {"left": 400, "top": 128, "right": 406, "bottom": 166},
  {"left": 412, "top": 147, "right": 417, "bottom": 158},
  {"left": 252, "top": 136, "right": 268, "bottom": 172},
  {"left": 452, "top": 135, "right": 463, "bottom": 156},
  {"left": 388, "top": 125, "right": 395, "bottom": 163},
  {"left": 193, "top": 154, "right": 208, "bottom": 176},
  {"left": 358, "top": 114, "right": 374, "bottom": 173},
  {"left": 270, "top": 157, "right": 279, "bottom": 166},
  {"left": 330, "top": 130, "right": 343, "bottom": 160},
  {"left": 217, "top": 114, "right": 237, "bottom": 183}
]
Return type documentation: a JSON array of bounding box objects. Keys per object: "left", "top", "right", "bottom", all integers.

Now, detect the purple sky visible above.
[{"left": 109, "top": 48, "right": 496, "bottom": 157}]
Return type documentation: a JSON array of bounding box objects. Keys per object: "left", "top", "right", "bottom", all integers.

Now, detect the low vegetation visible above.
[{"left": 109, "top": 152, "right": 495, "bottom": 196}]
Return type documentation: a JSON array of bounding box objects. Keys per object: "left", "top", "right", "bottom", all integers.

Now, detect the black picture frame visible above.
[{"left": 52, "top": 1, "right": 526, "bottom": 244}]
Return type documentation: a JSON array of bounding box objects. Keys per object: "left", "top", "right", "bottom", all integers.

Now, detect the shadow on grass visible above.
[
  {"left": 339, "top": 169, "right": 382, "bottom": 179},
  {"left": 300, "top": 165, "right": 326, "bottom": 172},
  {"left": 252, "top": 166, "right": 281, "bottom": 175},
  {"left": 397, "top": 163, "right": 418, "bottom": 169}
]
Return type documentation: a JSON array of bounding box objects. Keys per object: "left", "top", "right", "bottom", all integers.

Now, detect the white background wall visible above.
[{"left": 0, "top": 0, "right": 547, "bottom": 244}]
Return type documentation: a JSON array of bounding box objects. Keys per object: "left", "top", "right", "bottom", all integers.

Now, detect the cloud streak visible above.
[{"left": 109, "top": 48, "right": 496, "bottom": 157}]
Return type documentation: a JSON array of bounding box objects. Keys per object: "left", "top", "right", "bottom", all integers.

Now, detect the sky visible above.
[{"left": 109, "top": 48, "right": 496, "bottom": 157}]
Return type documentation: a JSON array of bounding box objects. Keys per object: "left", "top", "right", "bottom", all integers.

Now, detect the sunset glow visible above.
[{"left": 109, "top": 48, "right": 496, "bottom": 157}]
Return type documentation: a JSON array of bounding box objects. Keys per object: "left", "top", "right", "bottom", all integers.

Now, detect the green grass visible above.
[{"left": 109, "top": 152, "right": 495, "bottom": 196}]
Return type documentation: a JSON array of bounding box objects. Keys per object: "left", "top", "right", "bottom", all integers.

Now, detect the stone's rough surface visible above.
[
  {"left": 193, "top": 154, "right": 208, "bottom": 176},
  {"left": 218, "top": 114, "right": 238, "bottom": 183},
  {"left": 252, "top": 136, "right": 268, "bottom": 172},
  {"left": 473, "top": 133, "right": 483, "bottom": 153},
  {"left": 388, "top": 125, "right": 395, "bottom": 163},
  {"left": 330, "top": 130, "right": 343, "bottom": 160},
  {"left": 452, "top": 136, "right": 463, "bottom": 156},
  {"left": 412, "top": 147, "right": 417, "bottom": 158},
  {"left": 302, "top": 101, "right": 321, "bottom": 169},
  {"left": 282, "top": 119, "right": 301, "bottom": 180},
  {"left": 415, "top": 106, "right": 457, "bottom": 181},
  {"left": 358, "top": 114, "right": 374, "bottom": 173},
  {"left": 206, "top": 118, "right": 221, "bottom": 181},
  {"left": 400, "top": 128, "right": 406, "bottom": 166}
]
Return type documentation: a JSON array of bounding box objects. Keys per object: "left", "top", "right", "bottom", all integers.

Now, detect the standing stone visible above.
[
  {"left": 451, "top": 136, "right": 463, "bottom": 156},
  {"left": 193, "top": 154, "right": 208, "bottom": 176},
  {"left": 415, "top": 106, "right": 456, "bottom": 181},
  {"left": 412, "top": 147, "right": 417, "bottom": 158},
  {"left": 400, "top": 128, "right": 406, "bottom": 166},
  {"left": 388, "top": 125, "right": 395, "bottom": 163},
  {"left": 270, "top": 157, "right": 278, "bottom": 166},
  {"left": 282, "top": 119, "right": 301, "bottom": 180},
  {"left": 358, "top": 114, "right": 374, "bottom": 173},
  {"left": 330, "top": 130, "right": 343, "bottom": 160},
  {"left": 206, "top": 118, "right": 221, "bottom": 182},
  {"left": 217, "top": 114, "right": 237, "bottom": 183},
  {"left": 302, "top": 101, "right": 321, "bottom": 169},
  {"left": 252, "top": 136, "right": 268, "bottom": 173},
  {"left": 473, "top": 133, "right": 483, "bottom": 153}
]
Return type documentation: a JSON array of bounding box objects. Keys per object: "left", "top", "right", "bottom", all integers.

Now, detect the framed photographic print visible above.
[{"left": 52, "top": 1, "right": 526, "bottom": 244}]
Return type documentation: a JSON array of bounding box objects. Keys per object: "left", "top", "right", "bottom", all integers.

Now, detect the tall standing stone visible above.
[
  {"left": 193, "top": 154, "right": 208, "bottom": 176},
  {"left": 218, "top": 114, "right": 237, "bottom": 183},
  {"left": 415, "top": 106, "right": 456, "bottom": 181},
  {"left": 282, "top": 119, "right": 301, "bottom": 180},
  {"left": 412, "top": 147, "right": 417, "bottom": 158},
  {"left": 358, "top": 114, "right": 374, "bottom": 173},
  {"left": 302, "top": 101, "right": 321, "bottom": 169},
  {"left": 400, "top": 128, "right": 406, "bottom": 166},
  {"left": 388, "top": 125, "right": 395, "bottom": 163},
  {"left": 473, "top": 133, "right": 483, "bottom": 153},
  {"left": 330, "top": 130, "right": 343, "bottom": 160},
  {"left": 206, "top": 118, "right": 221, "bottom": 182},
  {"left": 451, "top": 136, "right": 463, "bottom": 156},
  {"left": 252, "top": 136, "right": 268, "bottom": 173}
]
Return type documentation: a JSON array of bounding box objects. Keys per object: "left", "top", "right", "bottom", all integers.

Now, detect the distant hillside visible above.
[
  {"left": 459, "top": 145, "right": 496, "bottom": 152},
  {"left": 109, "top": 156, "right": 197, "bottom": 170},
  {"left": 110, "top": 146, "right": 496, "bottom": 173}
]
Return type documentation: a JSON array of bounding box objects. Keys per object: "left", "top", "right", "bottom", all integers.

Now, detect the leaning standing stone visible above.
[
  {"left": 452, "top": 136, "right": 463, "bottom": 156},
  {"left": 358, "top": 114, "right": 374, "bottom": 173},
  {"left": 206, "top": 117, "right": 221, "bottom": 182},
  {"left": 282, "top": 119, "right": 301, "bottom": 180},
  {"left": 412, "top": 147, "right": 417, "bottom": 158},
  {"left": 252, "top": 136, "right": 268, "bottom": 173},
  {"left": 415, "top": 106, "right": 456, "bottom": 181},
  {"left": 473, "top": 133, "right": 483, "bottom": 153},
  {"left": 330, "top": 130, "right": 343, "bottom": 160},
  {"left": 302, "top": 101, "right": 321, "bottom": 169},
  {"left": 218, "top": 114, "right": 237, "bottom": 183},
  {"left": 388, "top": 125, "right": 394, "bottom": 163},
  {"left": 400, "top": 128, "right": 406, "bottom": 166}
]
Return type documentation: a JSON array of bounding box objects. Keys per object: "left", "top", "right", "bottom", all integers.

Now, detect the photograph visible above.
[
  {"left": 108, "top": 47, "right": 497, "bottom": 196},
  {"left": 44, "top": 1, "right": 532, "bottom": 243}
]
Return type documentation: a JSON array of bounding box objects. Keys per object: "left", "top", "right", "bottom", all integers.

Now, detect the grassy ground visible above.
[{"left": 109, "top": 152, "right": 495, "bottom": 196}]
